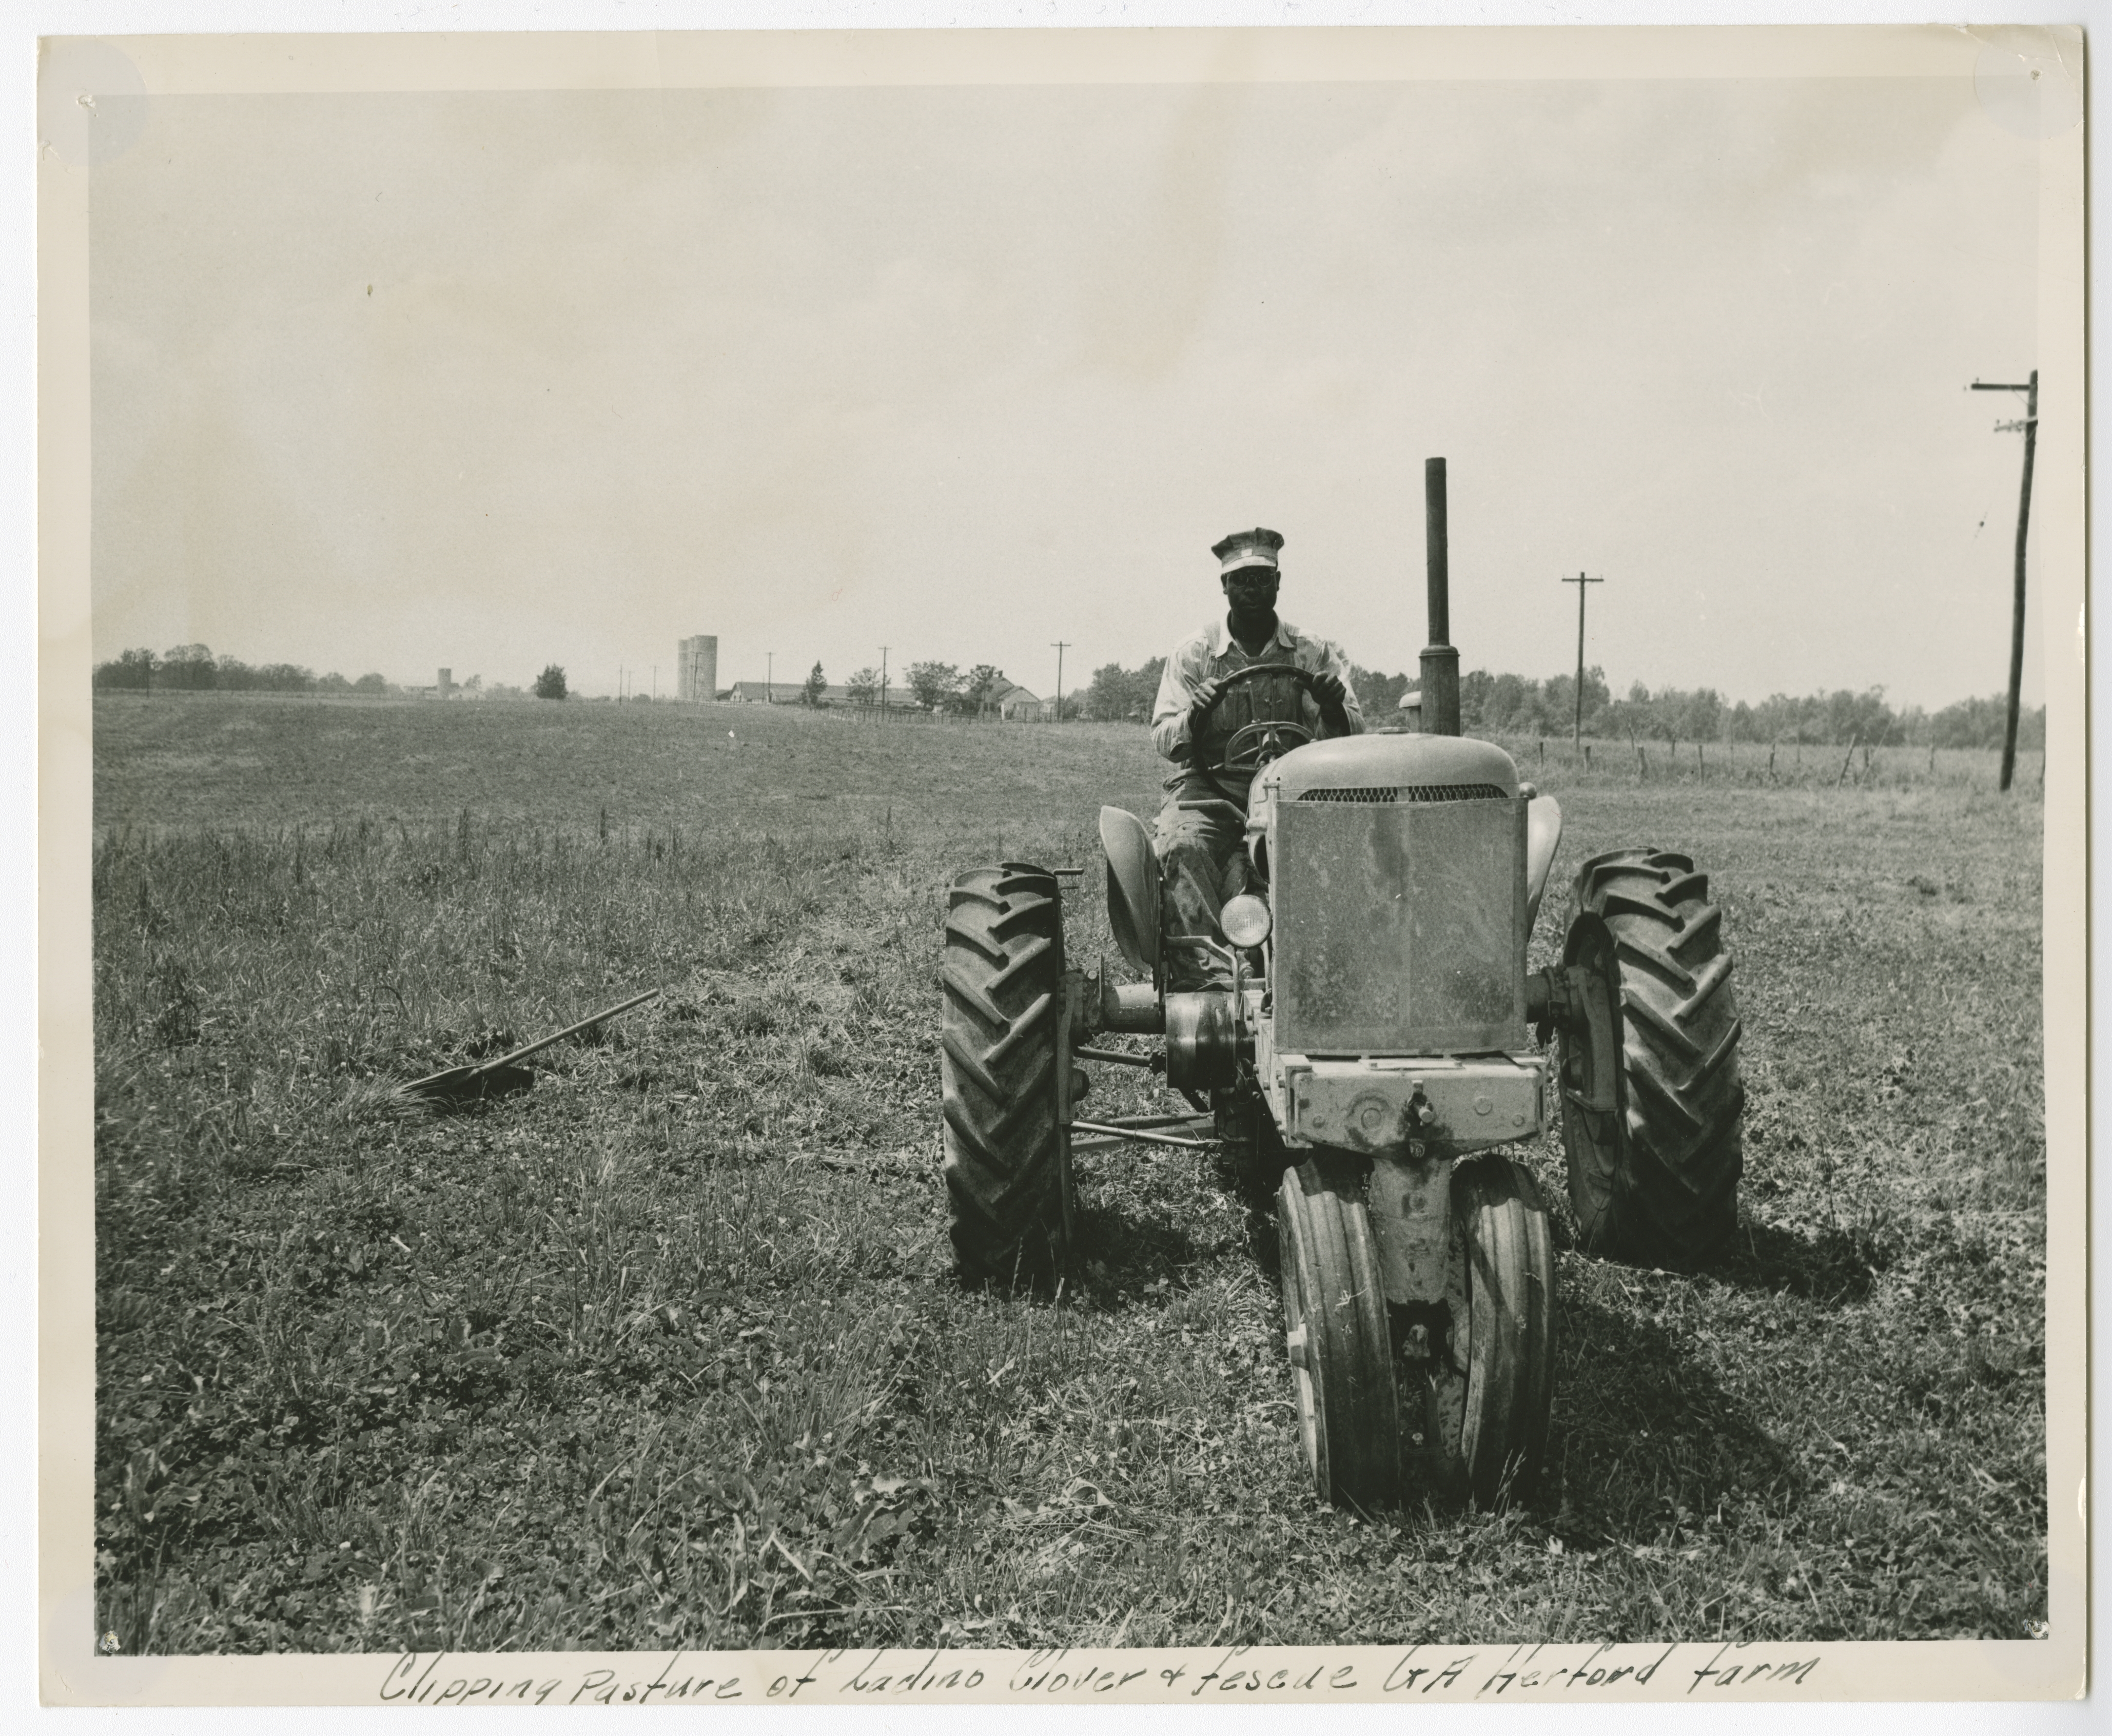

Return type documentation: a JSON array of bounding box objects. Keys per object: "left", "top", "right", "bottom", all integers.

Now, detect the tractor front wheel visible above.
[
  {"left": 1562, "top": 848, "right": 1746, "bottom": 1266},
  {"left": 940, "top": 864, "right": 1072, "bottom": 1286},
  {"left": 1420, "top": 1155, "right": 1556, "bottom": 1507},
  {"left": 1276, "top": 1157, "right": 1400, "bottom": 1509}
]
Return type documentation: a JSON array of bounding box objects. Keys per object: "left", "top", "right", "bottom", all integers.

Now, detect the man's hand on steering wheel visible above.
[
  {"left": 1189, "top": 666, "right": 1345, "bottom": 742},
  {"left": 1186, "top": 674, "right": 1227, "bottom": 738},
  {"left": 1185, "top": 661, "right": 1335, "bottom": 802},
  {"left": 1307, "top": 670, "right": 1351, "bottom": 728}
]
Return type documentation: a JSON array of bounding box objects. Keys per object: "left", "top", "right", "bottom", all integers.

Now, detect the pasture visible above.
[{"left": 91, "top": 693, "right": 2047, "bottom": 1653}]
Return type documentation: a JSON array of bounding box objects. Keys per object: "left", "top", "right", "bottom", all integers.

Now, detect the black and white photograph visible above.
[{"left": 39, "top": 13, "right": 2087, "bottom": 1708}]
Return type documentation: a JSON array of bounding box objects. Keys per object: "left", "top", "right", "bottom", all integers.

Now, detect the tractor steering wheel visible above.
[{"left": 1192, "top": 661, "right": 1321, "bottom": 803}]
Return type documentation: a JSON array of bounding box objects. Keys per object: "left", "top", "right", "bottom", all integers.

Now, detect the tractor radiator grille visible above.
[
  {"left": 1297, "top": 783, "right": 1509, "bottom": 804},
  {"left": 1273, "top": 798, "right": 1527, "bottom": 1052}
]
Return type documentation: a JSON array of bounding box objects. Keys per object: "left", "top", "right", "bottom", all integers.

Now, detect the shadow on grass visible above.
[
  {"left": 1707, "top": 1217, "right": 1896, "bottom": 1305},
  {"left": 1070, "top": 1194, "right": 1226, "bottom": 1298},
  {"left": 1548, "top": 1290, "right": 1800, "bottom": 1543},
  {"left": 414, "top": 1064, "right": 538, "bottom": 1115},
  {"left": 1080, "top": 1154, "right": 1798, "bottom": 1543},
  {"left": 1226, "top": 1173, "right": 1797, "bottom": 1539},
  {"left": 947, "top": 1195, "right": 1224, "bottom": 1306},
  {"left": 1539, "top": 1201, "right": 1895, "bottom": 1308}
]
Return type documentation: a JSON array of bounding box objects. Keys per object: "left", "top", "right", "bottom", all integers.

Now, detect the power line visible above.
[
  {"left": 1559, "top": 572, "right": 1603, "bottom": 752},
  {"left": 1969, "top": 371, "right": 2038, "bottom": 792}
]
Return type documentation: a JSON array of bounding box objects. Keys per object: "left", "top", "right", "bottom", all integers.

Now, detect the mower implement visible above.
[{"left": 399, "top": 986, "right": 662, "bottom": 1107}]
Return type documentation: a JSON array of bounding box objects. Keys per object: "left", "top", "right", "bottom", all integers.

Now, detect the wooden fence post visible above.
[{"left": 1834, "top": 731, "right": 1861, "bottom": 789}]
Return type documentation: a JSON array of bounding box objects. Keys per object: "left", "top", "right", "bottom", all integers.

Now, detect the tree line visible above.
[
  {"left": 91, "top": 645, "right": 554, "bottom": 699},
  {"left": 92, "top": 644, "right": 363, "bottom": 693},
  {"left": 1071, "top": 654, "right": 2045, "bottom": 751},
  {"left": 829, "top": 660, "right": 1085, "bottom": 718},
  {"left": 93, "top": 640, "right": 2048, "bottom": 751},
  {"left": 1461, "top": 669, "right": 2047, "bottom": 752}
]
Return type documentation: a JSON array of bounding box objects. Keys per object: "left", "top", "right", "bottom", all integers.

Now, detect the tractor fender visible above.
[
  {"left": 1099, "top": 806, "right": 1160, "bottom": 974},
  {"left": 1524, "top": 794, "right": 1563, "bottom": 932}
]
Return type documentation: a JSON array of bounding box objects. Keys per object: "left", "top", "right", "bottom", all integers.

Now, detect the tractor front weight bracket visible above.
[{"left": 1366, "top": 1148, "right": 1454, "bottom": 1310}]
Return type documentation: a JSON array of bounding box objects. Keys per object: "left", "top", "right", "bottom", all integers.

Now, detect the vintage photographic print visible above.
[{"left": 40, "top": 19, "right": 2085, "bottom": 1707}]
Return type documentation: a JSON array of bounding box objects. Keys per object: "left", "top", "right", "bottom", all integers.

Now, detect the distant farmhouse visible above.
[
  {"left": 722, "top": 681, "right": 909, "bottom": 709},
  {"left": 987, "top": 681, "right": 1046, "bottom": 720},
  {"left": 721, "top": 679, "right": 1046, "bottom": 718},
  {"left": 410, "top": 668, "right": 504, "bottom": 700}
]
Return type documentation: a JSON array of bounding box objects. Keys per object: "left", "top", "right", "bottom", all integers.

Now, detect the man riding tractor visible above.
[
  {"left": 940, "top": 477, "right": 1745, "bottom": 1511},
  {"left": 1149, "top": 527, "right": 1364, "bottom": 991}
]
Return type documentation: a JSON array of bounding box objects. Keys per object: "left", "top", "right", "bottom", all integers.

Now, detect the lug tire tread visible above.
[
  {"left": 941, "top": 864, "right": 1069, "bottom": 1285},
  {"left": 1572, "top": 847, "right": 1745, "bottom": 1265}
]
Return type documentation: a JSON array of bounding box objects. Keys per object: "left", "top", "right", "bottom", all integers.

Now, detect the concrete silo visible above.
[{"left": 677, "top": 635, "right": 718, "bottom": 702}]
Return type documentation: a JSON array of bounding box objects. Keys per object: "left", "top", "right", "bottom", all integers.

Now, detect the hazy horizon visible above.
[
  {"left": 90, "top": 641, "right": 2049, "bottom": 724},
  {"left": 90, "top": 71, "right": 2049, "bottom": 710}
]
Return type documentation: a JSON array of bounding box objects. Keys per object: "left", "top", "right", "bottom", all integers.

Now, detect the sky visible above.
[{"left": 87, "top": 61, "right": 2052, "bottom": 710}]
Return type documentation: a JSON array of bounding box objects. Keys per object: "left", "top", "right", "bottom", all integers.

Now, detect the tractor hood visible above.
[
  {"left": 1257, "top": 734, "right": 1521, "bottom": 804},
  {"left": 1242, "top": 733, "right": 1564, "bottom": 1034}
]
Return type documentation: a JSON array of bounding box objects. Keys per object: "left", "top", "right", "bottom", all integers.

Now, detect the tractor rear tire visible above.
[
  {"left": 1566, "top": 848, "right": 1745, "bottom": 1266},
  {"left": 1277, "top": 1157, "right": 1400, "bottom": 1510},
  {"left": 940, "top": 863, "right": 1072, "bottom": 1287},
  {"left": 1421, "top": 1155, "right": 1556, "bottom": 1507}
]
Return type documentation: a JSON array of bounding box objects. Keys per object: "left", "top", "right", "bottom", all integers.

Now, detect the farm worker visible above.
[{"left": 1149, "top": 526, "right": 1363, "bottom": 990}]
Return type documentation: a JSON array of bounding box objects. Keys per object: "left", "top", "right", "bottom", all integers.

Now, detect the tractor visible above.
[{"left": 938, "top": 461, "right": 1744, "bottom": 1510}]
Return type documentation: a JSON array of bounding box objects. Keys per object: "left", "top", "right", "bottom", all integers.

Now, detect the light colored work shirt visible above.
[{"left": 1150, "top": 614, "right": 1365, "bottom": 765}]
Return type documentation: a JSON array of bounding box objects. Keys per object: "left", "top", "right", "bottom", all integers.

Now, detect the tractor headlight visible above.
[{"left": 1220, "top": 893, "right": 1272, "bottom": 948}]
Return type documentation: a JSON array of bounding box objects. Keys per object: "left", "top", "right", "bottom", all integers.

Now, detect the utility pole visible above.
[
  {"left": 1970, "top": 370, "right": 2038, "bottom": 792},
  {"left": 767, "top": 652, "right": 774, "bottom": 706},
  {"left": 651, "top": 665, "right": 657, "bottom": 701},
  {"left": 878, "top": 646, "right": 889, "bottom": 711},
  {"left": 1560, "top": 572, "right": 1604, "bottom": 752},
  {"left": 1051, "top": 641, "right": 1069, "bottom": 723}
]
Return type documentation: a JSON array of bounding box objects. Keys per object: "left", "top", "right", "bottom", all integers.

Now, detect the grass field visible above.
[{"left": 91, "top": 693, "right": 2047, "bottom": 1653}]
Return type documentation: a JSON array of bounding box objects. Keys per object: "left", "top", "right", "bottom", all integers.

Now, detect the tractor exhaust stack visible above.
[{"left": 1420, "top": 456, "right": 1461, "bottom": 737}]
